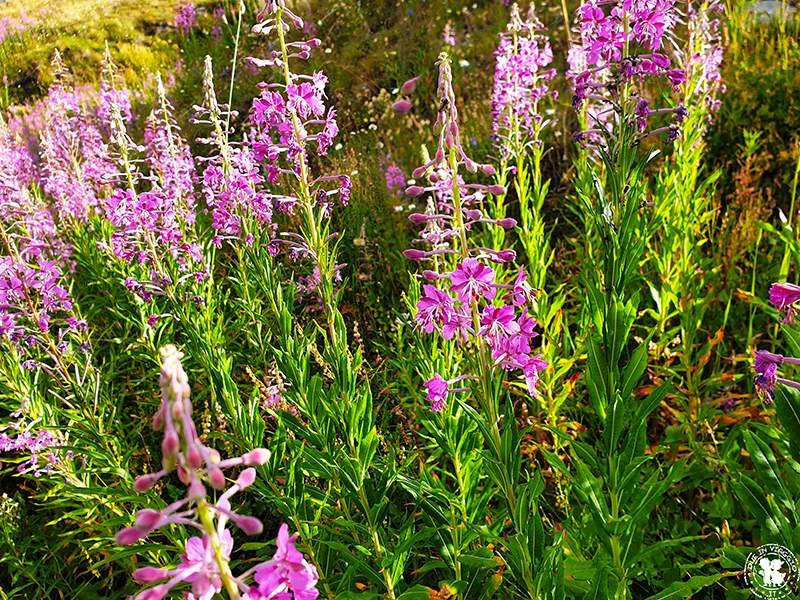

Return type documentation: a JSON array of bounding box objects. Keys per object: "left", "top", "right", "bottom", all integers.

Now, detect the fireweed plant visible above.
[
  {"left": 646, "top": 0, "right": 727, "bottom": 435},
  {"left": 404, "top": 52, "right": 560, "bottom": 597},
  {"left": 490, "top": 2, "right": 557, "bottom": 288},
  {"left": 552, "top": 0, "right": 698, "bottom": 596},
  {"left": 489, "top": 2, "right": 576, "bottom": 440}
]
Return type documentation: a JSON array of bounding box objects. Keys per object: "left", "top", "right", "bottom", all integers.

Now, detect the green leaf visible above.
[
  {"left": 775, "top": 386, "right": 800, "bottom": 455},
  {"left": 643, "top": 574, "right": 726, "bottom": 599}
]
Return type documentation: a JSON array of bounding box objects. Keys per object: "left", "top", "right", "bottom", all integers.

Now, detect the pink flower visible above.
[
  {"left": 181, "top": 530, "right": 234, "bottom": 599},
  {"left": 287, "top": 83, "right": 325, "bottom": 119},
  {"left": 754, "top": 350, "right": 781, "bottom": 403},
  {"left": 523, "top": 355, "right": 548, "bottom": 396},
  {"left": 415, "top": 285, "right": 455, "bottom": 335},
  {"left": 509, "top": 268, "right": 535, "bottom": 307},
  {"left": 451, "top": 258, "right": 496, "bottom": 302},
  {"left": 248, "top": 524, "right": 319, "bottom": 600},
  {"left": 769, "top": 282, "right": 800, "bottom": 323},
  {"left": 424, "top": 374, "right": 449, "bottom": 413}
]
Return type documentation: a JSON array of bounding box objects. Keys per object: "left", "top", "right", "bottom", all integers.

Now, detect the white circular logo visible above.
[{"left": 744, "top": 544, "right": 799, "bottom": 599}]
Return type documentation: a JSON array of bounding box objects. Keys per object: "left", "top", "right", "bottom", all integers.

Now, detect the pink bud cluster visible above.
[
  {"left": 117, "top": 345, "right": 319, "bottom": 599},
  {"left": 491, "top": 3, "right": 557, "bottom": 154}
]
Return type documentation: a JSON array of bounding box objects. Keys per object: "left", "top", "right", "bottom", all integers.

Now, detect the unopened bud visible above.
[
  {"left": 134, "top": 473, "right": 159, "bottom": 492},
  {"left": 135, "top": 509, "right": 163, "bottom": 531},
  {"left": 243, "top": 448, "right": 271, "bottom": 466},
  {"left": 133, "top": 567, "right": 169, "bottom": 584},
  {"left": 116, "top": 527, "right": 142, "bottom": 546},
  {"left": 403, "top": 249, "right": 427, "bottom": 261},
  {"left": 237, "top": 468, "right": 257, "bottom": 488},
  {"left": 393, "top": 99, "right": 412, "bottom": 114},
  {"left": 236, "top": 515, "right": 264, "bottom": 536},
  {"left": 497, "top": 218, "right": 517, "bottom": 229},
  {"left": 208, "top": 467, "right": 226, "bottom": 490},
  {"left": 400, "top": 76, "right": 420, "bottom": 95}
]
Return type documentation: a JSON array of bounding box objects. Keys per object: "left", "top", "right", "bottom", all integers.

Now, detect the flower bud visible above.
[
  {"left": 237, "top": 467, "right": 257, "bottom": 489},
  {"left": 135, "top": 585, "right": 167, "bottom": 600},
  {"left": 208, "top": 467, "right": 226, "bottom": 489},
  {"left": 403, "top": 249, "right": 427, "bottom": 261},
  {"left": 243, "top": 448, "right": 271, "bottom": 466},
  {"left": 464, "top": 209, "right": 482, "bottom": 220},
  {"left": 408, "top": 213, "right": 429, "bottom": 224},
  {"left": 162, "top": 430, "right": 179, "bottom": 456},
  {"left": 497, "top": 218, "right": 517, "bottom": 229},
  {"left": 412, "top": 166, "right": 428, "bottom": 179},
  {"left": 116, "top": 527, "right": 143, "bottom": 546},
  {"left": 480, "top": 164, "right": 496, "bottom": 176},
  {"left": 135, "top": 509, "right": 163, "bottom": 531},
  {"left": 487, "top": 185, "right": 506, "bottom": 195},
  {"left": 405, "top": 186, "right": 426, "bottom": 197},
  {"left": 187, "top": 445, "right": 203, "bottom": 469},
  {"left": 421, "top": 270, "right": 441, "bottom": 281},
  {"left": 133, "top": 567, "right": 169, "bottom": 584},
  {"left": 134, "top": 473, "right": 159, "bottom": 492},
  {"left": 236, "top": 515, "right": 264, "bottom": 536},
  {"left": 400, "top": 76, "right": 420, "bottom": 95},
  {"left": 393, "top": 99, "right": 412, "bottom": 114}
]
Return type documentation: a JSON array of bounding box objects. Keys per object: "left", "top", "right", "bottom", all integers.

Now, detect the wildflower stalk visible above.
[
  {"left": 275, "top": 5, "right": 338, "bottom": 347},
  {"left": 197, "top": 500, "right": 241, "bottom": 599}
]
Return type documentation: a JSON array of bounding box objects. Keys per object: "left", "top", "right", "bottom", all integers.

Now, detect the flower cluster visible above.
[
  {"left": 241, "top": 0, "right": 350, "bottom": 307},
  {"left": 568, "top": 0, "right": 687, "bottom": 140},
  {"left": 0, "top": 427, "right": 69, "bottom": 477},
  {"left": 752, "top": 282, "right": 800, "bottom": 403},
  {"left": 682, "top": 0, "right": 725, "bottom": 115},
  {"left": 384, "top": 162, "right": 406, "bottom": 195},
  {"left": 491, "top": 3, "right": 557, "bottom": 154},
  {"left": 175, "top": 3, "right": 197, "bottom": 34},
  {"left": 118, "top": 345, "right": 319, "bottom": 600},
  {"left": 404, "top": 53, "right": 547, "bottom": 411},
  {"left": 100, "top": 76, "right": 206, "bottom": 300},
  {"left": 39, "top": 76, "right": 116, "bottom": 222},
  {"left": 0, "top": 117, "right": 85, "bottom": 364}
]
